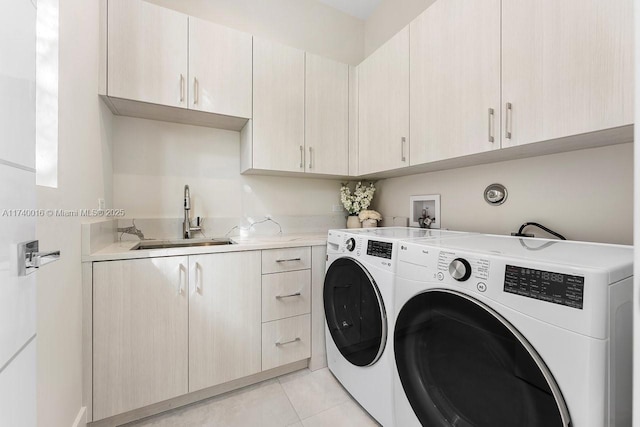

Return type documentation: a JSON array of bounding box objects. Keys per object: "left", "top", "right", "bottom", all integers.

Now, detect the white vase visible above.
[
  {"left": 346, "top": 215, "right": 361, "bottom": 229},
  {"left": 362, "top": 219, "right": 378, "bottom": 228}
]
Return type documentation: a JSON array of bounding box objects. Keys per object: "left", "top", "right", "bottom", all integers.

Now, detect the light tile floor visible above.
[{"left": 123, "top": 368, "right": 381, "bottom": 427}]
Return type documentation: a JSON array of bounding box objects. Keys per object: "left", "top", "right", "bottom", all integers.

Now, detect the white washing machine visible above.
[
  {"left": 393, "top": 234, "right": 633, "bottom": 427},
  {"left": 324, "top": 227, "right": 472, "bottom": 426}
]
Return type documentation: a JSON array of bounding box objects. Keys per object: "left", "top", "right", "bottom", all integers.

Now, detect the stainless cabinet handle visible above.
[
  {"left": 276, "top": 292, "right": 301, "bottom": 299},
  {"left": 193, "top": 77, "right": 199, "bottom": 105},
  {"left": 401, "top": 137, "right": 406, "bottom": 162},
  {"left": 276, "top": 258, "right": 302, "bottom": 263},
  {"left": 177, "top": 264, "right": 185, "bottom": 296},
  {"left": 179, "top": 74, "right": 185, "bottom": 103},
  {"left": 505, "top": 103, "right": 513, "bottom": 139},
  {"left": 299, "top": 145, "right": 304, "bottom": 169},
  {"left": 308, "top": 147, "right": 313, "bottom": 169},
  {"left": 194, "top": 262, "right": 202, "bottom": 294},
  {"left": 276, "top": 337, "right": 301, "bottom": 347},
  {"left": 488, "top": 108, "right": 495, "bottom": 143}
]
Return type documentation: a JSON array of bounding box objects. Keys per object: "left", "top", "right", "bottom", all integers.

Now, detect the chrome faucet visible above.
[
  {"left": 183, "top": 185, "right": 201, "bottom": 239},
  {"left": 118, "top": 219, "right": 145, "bottom": 240}
]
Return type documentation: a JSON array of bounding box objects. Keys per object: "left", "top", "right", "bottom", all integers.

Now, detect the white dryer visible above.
[
  {"left": 393, "top": 234, "right": 633, "bottom": 427},
  {"left": 324, "top": 227, "right": 471, "bottom": 426}
]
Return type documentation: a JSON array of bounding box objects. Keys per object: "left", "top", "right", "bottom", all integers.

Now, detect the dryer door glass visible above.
[
  {"left": 323, "top": 257, "right": 386, "bottom": 367},
  {"left": 394, "top": 290, "right": 569, "bottom": 427}
]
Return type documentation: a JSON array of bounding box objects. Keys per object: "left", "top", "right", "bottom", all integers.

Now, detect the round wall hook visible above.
[{"left": 484, "top": 183, "right": 508, "bottom": 206}]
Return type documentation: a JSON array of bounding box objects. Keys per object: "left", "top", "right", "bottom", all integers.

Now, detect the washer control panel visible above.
[
  {"left": 327, "top": 232, "right": 396, "bottom": 271},
  {"left": 437, "top": 251, "right": 490, "bottom": 283},
  {"left": 346, "top": 238, "right": 356, "bottom": 252},
  {"left": 449, "top": 258, "right": 472, "bottom": 282},
  {"left": 367, "top": 240, "right": 393, "bottom": 259}
]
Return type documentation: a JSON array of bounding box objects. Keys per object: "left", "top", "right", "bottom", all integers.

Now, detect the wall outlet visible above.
[
  {"left": 98, "top": 198, "right": 105, "bottom": 210},
  {"left": 332, "top": 205, "right": 344, "bottom": 212}
]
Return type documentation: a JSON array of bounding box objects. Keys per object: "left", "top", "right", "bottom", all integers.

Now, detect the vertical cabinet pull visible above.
[
  {"left": 505, "top": 103, "right": 513, "bottom": 139},
  {"left": 401, "top": 137, "right": 407, "bottom": 162},
  {"left": 488, "top": 108, "right": 495, "bottom": 143},
  {"left": 177, "top": 264, "right": 186, "bottom": 296},
  {"left": 308, "top": 147, "right": 313, "bottom": 169},
  {"left": 194, "top": 262, "right": 202, "bottom": 294},
  {"left": 193, "top": 77, "right": 199, "bottom": 105},
  {"left": 299, "top": 146, "right": 304, "bottom": 169},
  {"left": 179, "top": 74, "right": 185, "bottom": 103}
]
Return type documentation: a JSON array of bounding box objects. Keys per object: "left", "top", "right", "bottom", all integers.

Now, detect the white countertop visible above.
[{"left": 82, "top": 232, "right": 328, "bottom": 262}]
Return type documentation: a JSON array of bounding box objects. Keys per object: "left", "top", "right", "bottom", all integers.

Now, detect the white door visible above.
[
  {"left": 410, "top": 0, "right": 501, "bottom": 164},
  {"left": 0, "top": 0, "right": 37, "bottom": 426},
  {"left": 252, "top": 37, "right": 305, "bottom": 173},
  {"left": 358, "top": 26, "right": 410, "bottom": 175},
  {"left": 305, "top": 53, "right": 349, "bottom": 175},
  {"left": 188, "top": 17, "right": 253, "bottom": 118},
  {"left": 107, "top": 0, "right": 188, "bottom": 108},
  {"left": 501, "top": 0, "right": 633, "bottom": 147}
]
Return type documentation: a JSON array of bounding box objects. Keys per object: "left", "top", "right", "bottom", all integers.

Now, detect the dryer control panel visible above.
[{"left": 503, "top": 265, "right": 584, "bottom": 309}]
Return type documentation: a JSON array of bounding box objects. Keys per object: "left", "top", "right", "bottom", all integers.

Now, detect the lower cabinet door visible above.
[
  {"left": 262, "top": 314, "right": 311, "bottom": 371},
  {"left": 188, "top": 251, "right": 262, "bottom": 392},
  {"left": 93, "top": 257, "right": 189, "bottom": 420}
]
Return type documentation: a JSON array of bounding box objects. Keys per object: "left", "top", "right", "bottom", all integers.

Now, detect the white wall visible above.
[
  {"left": 364, "top": 0, "right": 434, "bottom": 56},
  {"left": 36, "top": 0, "right": 113, "bottom": 425},
  {"left": 146, "top": 0, "right": 365, "bottom": 65},
  {"left": 374, "top": 143, "right": 633, "bottom": 245},
  {"left": 113, "top": 116, "right": 342, "bottom": 221}
]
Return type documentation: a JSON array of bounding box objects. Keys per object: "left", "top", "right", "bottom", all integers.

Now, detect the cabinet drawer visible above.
[
  {"left": 262, "top": 270, "right": 311, "bottom": 322},
  {"left": 262, "top": 247, "right": 311, "bottom": 274},
  {"left": 262, "top": 314, "right": 311, "bottom": 371}
]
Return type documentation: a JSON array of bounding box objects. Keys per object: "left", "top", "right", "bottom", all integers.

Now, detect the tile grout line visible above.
[{"left": 277, "top": 374, "right": 304, "bottom": 424}]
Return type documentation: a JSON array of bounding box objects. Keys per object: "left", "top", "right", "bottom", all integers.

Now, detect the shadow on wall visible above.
[{"left": 373, "top": 143, "right": 633, "bottom": 245}]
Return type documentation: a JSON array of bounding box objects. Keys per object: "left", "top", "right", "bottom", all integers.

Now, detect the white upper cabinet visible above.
[
  {"left": 107, "top": 0, "right": 188, "bottom": 108},
  {"left": 358, "top": 26, "right": 410, "bottom": 175},
  {"left": 501, "top": 0, "right": 633, "bottom": 148},
  {"left": 188, "top": 17, "right": 253, "bottom": 118},
  {"left": 410, "top": 0, "right": 501, "bottom": 164},
  {"left": 104, "top": 0, "right": 252, "bottom": 130},
  {"left": 252, "top": 38, "right": 306, "bottom": 173},
  {"left": 305, "top": 53, "right": 349, "bottom": 175}
]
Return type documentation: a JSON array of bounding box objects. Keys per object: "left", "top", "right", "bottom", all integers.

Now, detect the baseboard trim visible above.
[
  {"left": 72, "top": 406, "right": 87, "bottom": 427},
  {"left": 89, "top": 360, "right": 309, "bottom": 427}
]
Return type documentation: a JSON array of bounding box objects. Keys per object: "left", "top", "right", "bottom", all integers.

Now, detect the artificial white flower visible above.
[
  {"left": 340, "top": 182, "right": 376, "bottom": 215},
  {"left": 358, "top": 210, "right": 382, "bottom": 222}
]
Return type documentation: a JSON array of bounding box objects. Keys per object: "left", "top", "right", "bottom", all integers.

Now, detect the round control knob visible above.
[
  {"left": 449, "top": 258, "right": 472, "bottom": 282},
  {"left": 346, "top": 238, "right": 356, "bottom": 252}
]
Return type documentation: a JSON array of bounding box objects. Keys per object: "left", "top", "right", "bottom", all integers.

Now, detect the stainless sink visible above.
[{"left": 131, "top": 238, "right": 235, "bottom": 250}]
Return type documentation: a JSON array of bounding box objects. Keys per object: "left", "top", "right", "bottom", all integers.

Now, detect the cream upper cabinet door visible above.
[
  {"left": 188, "top": 251, "right": 262, "bottom": 392},
  {"left": 108, "top": 0, "right": 188, "bottom": 107},
  {"left": 358, "top": 26, "right": 410, "bottom": 175},
  {"left": 252, "top": 38, "right": 305, "bottom": 172},
  {"left": 93, "top": 257, "right": 189, "bottom": 421},
  {"left": 188, "top": 17, "right": 252, "bottom": 118},
  {"left": 305, "top": 53, "right": 349, "bottom": 175},
  {"left": 410, "top": 0, "right": 501, "bottom": 164},
  {"left": 502, "top": 0, "right": 633, "bottom": 148}
]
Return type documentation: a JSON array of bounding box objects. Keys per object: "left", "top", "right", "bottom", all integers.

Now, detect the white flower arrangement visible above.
[
  {"left": 340, "top": 182, "right": 376, "bottom": 215},
  {"left": 358, "top": 210, "right": 382, "bottom": 222}
]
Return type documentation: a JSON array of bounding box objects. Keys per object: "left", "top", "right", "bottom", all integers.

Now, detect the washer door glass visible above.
[
  {"left": 323, "top": 257, "right": 386, "bottom": 367},
  {"left": 394, "top": 290, "right": 569, "bottom": 427}
]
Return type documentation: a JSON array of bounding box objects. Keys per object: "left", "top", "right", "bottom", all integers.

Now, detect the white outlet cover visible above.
[{"left": 98, "top": 198, "right": 105, "bottom": 210}]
